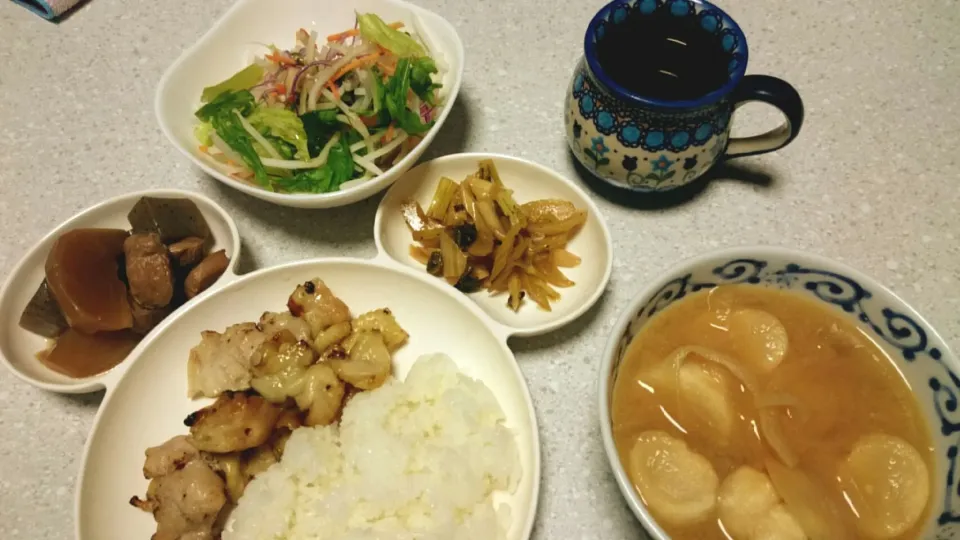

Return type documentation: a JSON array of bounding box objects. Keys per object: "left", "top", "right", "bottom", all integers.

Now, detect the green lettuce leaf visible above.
[
  {"left": 209, "top": 112, "right": 268, "bottom": 186},
  {"left": 409, "top": 57, "right": 440, "bottom": 104},
  {"left": 274, "top": 167, "right": 334, "bottom": 193},
  {"left": 326, "top": 136, "right": 355, "bottom": 187},
  {"left": 247, "top": 107, "right": 310, "bottom": 160},
  {"left": 195, "top": 90, "right": 255, "bottom": 121},
  {"left": 385, "top": 58, "right": 434, "bottom": 135},
  {"left": 200, "top": 64, "right": 265, "bottom": 103},
  {"left": 300, "top": 109, "right": 341, "bottom": 158},
  {"left": 357, "top": 13, "right": 424, "bottom": 57},
  {"left": 194, "top": 122, "right": 215, "bottom": 146}
]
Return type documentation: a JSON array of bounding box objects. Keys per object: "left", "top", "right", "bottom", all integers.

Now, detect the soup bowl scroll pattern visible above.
[{"left": 599, "top": 248, "right": 960, "bottom": 539}]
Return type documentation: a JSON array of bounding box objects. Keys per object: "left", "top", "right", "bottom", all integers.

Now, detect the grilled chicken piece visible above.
[
  {"left": 150, "top": 460, "right": 226, "bottom": 540},
  {"left": 187, "top": 323, "right": 267, "bottom": 398},
  {"left": 132, "top": 436, "right": 227, "bottom": 540},
  {"left": 352, "top": 308, "right": 408, "bottom": 351},
  {"left": 258, "top": 311, "right": 312, "bottom": 342},
  {"left": 296, "top": 363, "right": 346, "bottom": 426},
  {"left": 287, "top": 279, "right": 351, "bottom": 336},
  {"left": 330, "top": 331, "right": 392, "bottom": 390},
  {"left": 143, "top": 435, "right": 200, "bottom": 479},
  {"left": 185, "top": 391, "right": 283, "bottom": 453}
]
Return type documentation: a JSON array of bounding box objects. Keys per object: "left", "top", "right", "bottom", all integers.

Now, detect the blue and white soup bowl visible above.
[
  {"left": 566, "top": 0, "right": 804, "bottom": 192},
  {"left": 598, "top": 247, "right": 960, "bottom": 539}
]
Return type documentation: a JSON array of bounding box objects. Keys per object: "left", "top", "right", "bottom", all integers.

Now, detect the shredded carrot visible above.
[
  {"left": 329, "top": 52, "right": 383, "bottom": 83},
  {"left": 384, "top": 124, "right": 395, "bottom": 142},
  {"left": 275, "top": 83, "right": 287, "bottom": 95},
  {"left": 327, "top": 21, "right": 403, "bottom": 43},
  {"left": 266, "top": 52, "right": 297, "bottom": 66},
  {"left": 198, "top": 145, "right": 209, "bottom": 153},
  {"left": 376, "top": 58, "right": 396, "bottom": 76},
  {"left": 328, "top": 82, "right": 341, "bottom": 100},
  {"left": 360, "top": 115, "right": 379, "bottom": 127}
]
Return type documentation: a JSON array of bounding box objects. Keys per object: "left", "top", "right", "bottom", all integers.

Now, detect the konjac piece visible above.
[
  {"left": 44, "top": 228, "right": 133, "bottom": 333},
  {"left": 127, "top": 197, "right": 211, "bottom": 244},
  {"left": 19, "top": 279, "right": 69, "bottom": 338}
]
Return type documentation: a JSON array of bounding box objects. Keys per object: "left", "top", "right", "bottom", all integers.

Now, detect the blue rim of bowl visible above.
[{"left": 583, "top": 0, "right": 750, "bottom": 110}]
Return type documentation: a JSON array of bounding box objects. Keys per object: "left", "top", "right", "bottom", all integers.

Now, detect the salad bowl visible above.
[
  {"left": 0, "top": 189, "right": 240, "bottom": 394},
  {"left": 156, "top": 0, "right": 465, "bottom": 209},
  {"left": 598, "top": 246, "right": 960, "bottom": 539}
]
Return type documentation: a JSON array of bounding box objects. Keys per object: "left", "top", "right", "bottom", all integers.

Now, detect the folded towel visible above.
[{"left": 10, "top": 0, "right": 83, "bottom": 20}]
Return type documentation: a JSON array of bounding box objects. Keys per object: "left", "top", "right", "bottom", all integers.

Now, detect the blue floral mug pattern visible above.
[{"left": 565, "top": 0, "right": 804, "bottom": 192}]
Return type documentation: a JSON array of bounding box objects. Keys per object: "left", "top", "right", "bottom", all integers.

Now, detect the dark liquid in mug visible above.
[{"left": 596, "top": 7, "right": 732, "bottom": 101}]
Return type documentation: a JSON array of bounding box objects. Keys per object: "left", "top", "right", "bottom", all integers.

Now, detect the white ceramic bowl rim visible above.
[
  {"left": 154, "top": 0, "right": 465, "bottom": 208},
  {"left": 597, "top": 245, "right": 960, "bottom": 540},
  {"left": 0, "top": 188, "right": 240, "bottom": 394}
]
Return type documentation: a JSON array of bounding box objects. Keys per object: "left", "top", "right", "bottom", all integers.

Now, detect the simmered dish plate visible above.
[
  {"left": 0, "top": 189, "right": 239, "bottom": 393},
  {"left": 76, "top": 258, "right": 539, "bottom": 540}
]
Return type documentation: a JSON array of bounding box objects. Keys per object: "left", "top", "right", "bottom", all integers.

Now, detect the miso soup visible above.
[{"left": 611, "top": 285, "right": 934, "bottom": 540}]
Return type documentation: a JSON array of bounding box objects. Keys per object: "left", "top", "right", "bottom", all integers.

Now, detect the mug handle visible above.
[{"left": 722, "top": 75, "right": 804, "bottom": 160}]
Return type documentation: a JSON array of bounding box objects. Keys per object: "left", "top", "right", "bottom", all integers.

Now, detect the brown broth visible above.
[{"left": 611, "top": 285, "right": 934, "bottom": 540}]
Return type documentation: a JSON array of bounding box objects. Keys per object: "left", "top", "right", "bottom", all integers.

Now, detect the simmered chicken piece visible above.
[
  {"left": 131, "top": 436, "right": 227, "bottom": 540},
  {"left": 124, "top": 232, "right": 175, "bottom": 309},
  {"left": 185, "top": 391, "right": 283, "bottom": 453},
  {"left": 187, "top": 323, "right": 267, "bottom": 398},
  {"left": 287, "top": 279, "right": 352, "bottom": 336}
]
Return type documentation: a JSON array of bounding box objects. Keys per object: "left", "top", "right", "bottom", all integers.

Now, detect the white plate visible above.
[
  {"left": 76, "top": 258, "right": 540, "bottom": 540},
  {"left": 156, "top": 0, "right": 465, "bottom": 209},
  {"left": 0, "top": 189, "right": 240, "bottom": 394},
  {"left": 375, "top": 153, "right": 614, "bottom": 337}
]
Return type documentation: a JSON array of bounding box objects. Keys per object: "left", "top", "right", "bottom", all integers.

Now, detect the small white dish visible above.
[
  {"left": 155, "top": 0, "right": 465, "bottom": 209},
  {"left": 0, "top": 189, "right": 240, "bottom": 394},
  {"left": 375, "top": 153, "right": 614, "bottom": 337},
  {"left": 76, "top": 258, "right": 540, "bottom": 540}
]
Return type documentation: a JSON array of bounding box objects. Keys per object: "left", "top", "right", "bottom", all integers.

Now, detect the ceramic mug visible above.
[{"left": 565, "top": 0, "right": 804, "bottom": 192}]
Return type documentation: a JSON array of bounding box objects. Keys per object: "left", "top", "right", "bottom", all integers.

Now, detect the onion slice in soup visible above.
[{"left": 766, "top": 458, "right": 853, "bottom": 540}]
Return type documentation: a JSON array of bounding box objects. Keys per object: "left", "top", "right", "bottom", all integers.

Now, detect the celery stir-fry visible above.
[{"left": 194, "top": 13, "right": 446, "bottom": 194}]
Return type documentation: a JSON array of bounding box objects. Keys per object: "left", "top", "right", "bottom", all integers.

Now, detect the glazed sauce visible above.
[
  {"left": 611, "top": 285, "right": 934, "bottom": 539},
  {"left": 595, "top": 4, "right": 731, "bottom": 101},
  {"left": 39, "top": 329, "right": 140, "bottom": 378}
]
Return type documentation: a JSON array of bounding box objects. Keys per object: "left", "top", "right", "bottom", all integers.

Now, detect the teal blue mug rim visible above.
[{"left": 584, "top": 0, "right": 750, "bottom": 110}]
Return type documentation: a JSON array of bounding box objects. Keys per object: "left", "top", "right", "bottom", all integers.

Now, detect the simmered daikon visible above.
[
  {"left": 841, "top": 433, "right": 930, "bottom": 539},
  {"left": 628, "top": 431, "right": 719, "bottom": 526}
]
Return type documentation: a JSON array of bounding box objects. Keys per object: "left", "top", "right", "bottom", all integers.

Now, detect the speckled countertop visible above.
[{"left": 0, "top": 0, "right": 958, "bottom": 538}]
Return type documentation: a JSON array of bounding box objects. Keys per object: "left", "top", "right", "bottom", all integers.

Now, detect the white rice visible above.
[{"left": 224, "top": 353, "right": 521, "bottom": 540}]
